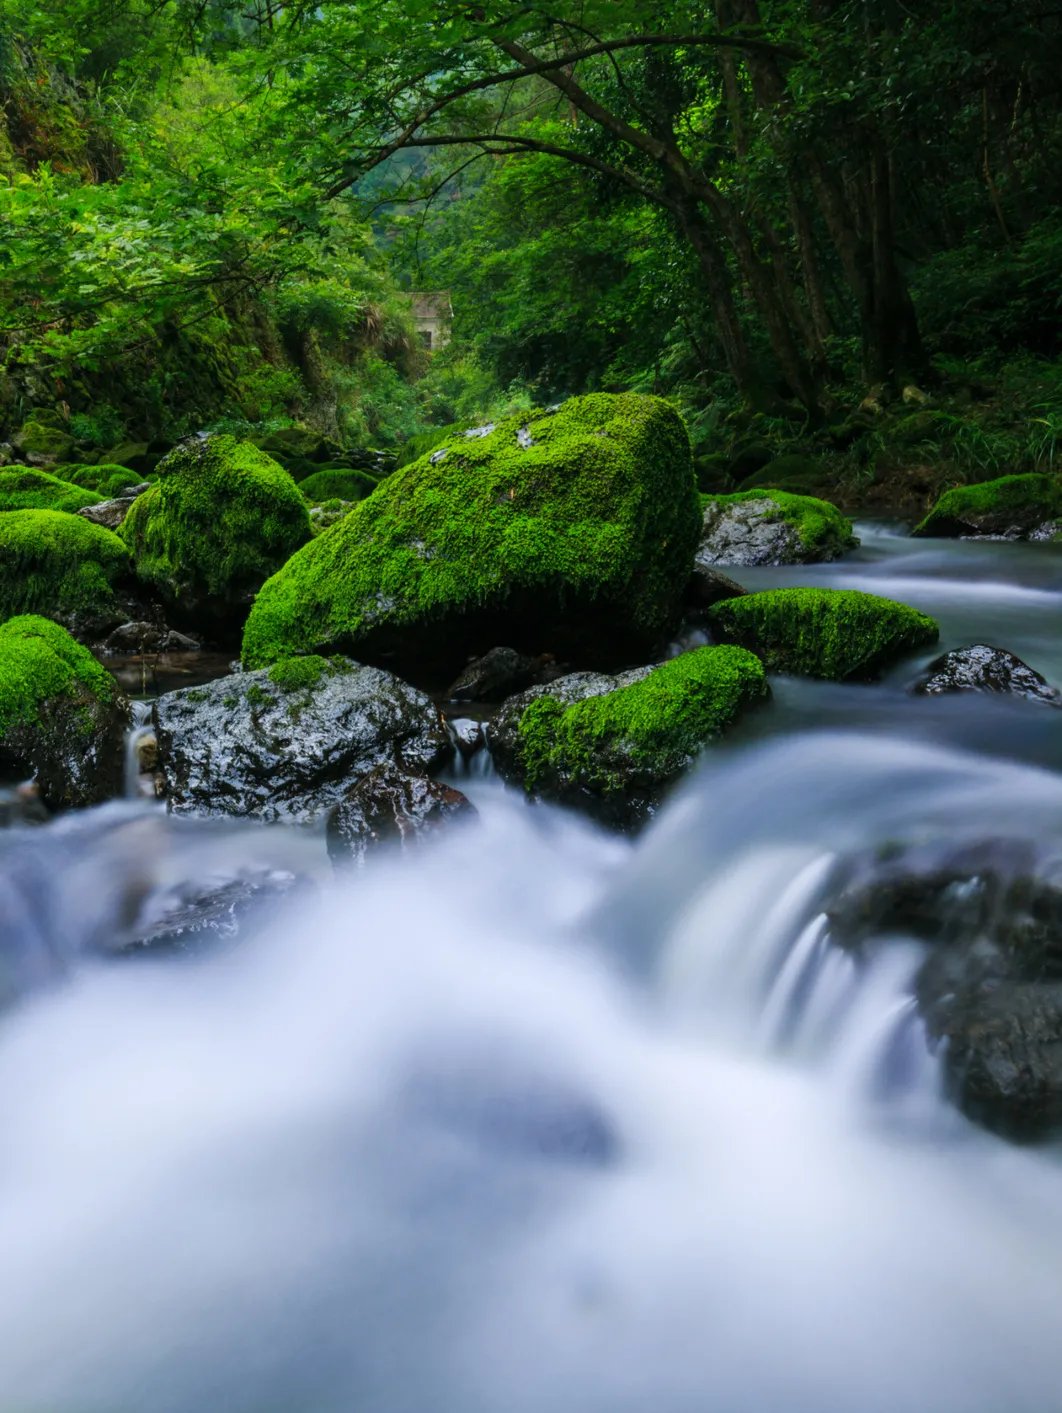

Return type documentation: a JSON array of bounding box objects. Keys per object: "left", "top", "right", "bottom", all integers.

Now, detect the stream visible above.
[{"left": 1, "top": 523, "right": 1061, "bottom": 1411}]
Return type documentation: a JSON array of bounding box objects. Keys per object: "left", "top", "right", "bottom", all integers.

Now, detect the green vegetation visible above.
[
  {"left": 701, "top": 490, "right": 856, "bottom": 559},
  {"left": 299, "top": 469, "right": 379, "bottom": 504},
  {"left": 120, "top": 436, "right": 311, "bottom": 624},
  {"left": 0, "top": 467, "right": 102, "bottom": 513},
  {"left": 0, "top": 614, "right": 114, "bottom": 738},
  {"left": 241, "top": 393, "right": 699, "bottom": 669},
  {"left": 708, "top": 589, "right": 939, "bottom": 681},
  {"left": 913, "top": 474, "right": 1062, "bottom": 538},
  {"left": 516, "top": 646, "right": 768, "bottom": 797},
  {"left": 266, "top": 655, "right": 335, "bottom": 693},
  {"left": 0, "top": 510, "right": 130, "bottom": 625},
  {"left": 59, "top": 464, "right": 143, "bottom": 498}
]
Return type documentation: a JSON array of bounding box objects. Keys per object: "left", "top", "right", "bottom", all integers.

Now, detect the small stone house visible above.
[{"left": 409, "top": 291, "right": 453, "bottom": 352}]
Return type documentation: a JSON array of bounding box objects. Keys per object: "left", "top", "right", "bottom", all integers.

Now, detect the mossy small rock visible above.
[
  {"left": 0, "top": 510, "right": 132, "bottom": 636},
  {"left": 299, "top": 468, "right": 379, "bottom": 503},
  {"left": 13, "top": 420, "right": 75, "bottom": 466},
  {"left": 913, "top": 474, "right": 1062, "bottom": 539},
  {"left": 60, "top": 463, "right": 145, "bottom": 499},
  {"left": 242, "top": 393, "right": 701, "bottom": 675},
  {"left": 120, "top": 435, "right": 311, "bottom": 639},
  {"left": 0, "top": 467, "right": 102, "bottom": 514},
  {"left": 698, "top": 491, "right": 856, "bottom": 568},
  {"left": 491, "top": 646, "right": 768, "bottom": 826},
  {"left": 0, "top": 615, "right": 129, "bottom": 807},
  {"left": 708, "top": 587, "right": 939, "bottom": 681}
]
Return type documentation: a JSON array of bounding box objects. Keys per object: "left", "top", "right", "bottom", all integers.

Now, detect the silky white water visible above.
[{"left": 2, "top": 730, "right": 1062, "bottom": 1413}]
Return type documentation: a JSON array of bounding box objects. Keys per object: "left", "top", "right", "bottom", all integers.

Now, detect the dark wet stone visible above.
[
  {"left": 76, "top": 491, "right": 146, "bottom": 530},
  {"left": 120, "top": 870, "right": 313, "bottom": 952},
  {"left": 684, "top": 563, "right": 747, "bottom": 612},
  {"left": 154, "top": 659, "right": 451, "bottom": 823},
  {"left": 910, "top": 644, "right": 1061, "bottom": 706},
  {"left": 326, "top": 765, "right": 476, "bottom": 867},
  {"left": 446, "top": 646, "right": 561, "bottom": 703},
  {"left": 102, "top": 622, "right": 201, "bottom": 655}
]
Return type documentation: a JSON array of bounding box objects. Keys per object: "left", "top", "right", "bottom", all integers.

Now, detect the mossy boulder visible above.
[
  {"left": 490, "top": 646, "right": 768, "bottom": 826},
  {"left": 12, "top": 420, "right": 75, "bottom": 466},
  {"left": 0, "top": 467, "right": 103, "bottom": 514},
  {"left": 0, "top": 615, "right": 129, "bottom": 806},
  {"left": 299, "top": 468, "right": 379, "bottom": 504},
  {"left": 912, "top": 474, "right": 1062, "bottom": 539},
  {"left": 708, "top": 588, "right": 939, "bottom": 681},
  {"left": 0, "top": 510, "right": 132, "bottom": 636},
  {"left": 60, "top": 463, "right": 145, "bottom": 499},
  {"left": 698, "top": 490, "right": 857, "bottom": 567},
  {"left": 242, "top": 393, "right": 701, "bottom": 676},
  {"left": 120, "top": 435, "right": 312, "bottom": 639},
  {"left": 736, "top": 453, "right": 827, "bottom": 496}
]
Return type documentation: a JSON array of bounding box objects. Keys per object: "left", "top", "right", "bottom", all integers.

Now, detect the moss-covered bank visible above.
[
  {"left": 913, "top": 473, "right": 1062, "bottom": 538},
  {"left": 708, "top": 588, "right": 939, "bottom": 680},
  {"left": 242, "top": 393, "right": 701, "bottom": 674},
  {"left": 0, "top": 510, "right": 131, "bottom": 632},
  {"left": 120, "top": 435, "right": 311, "bottom": 637}
]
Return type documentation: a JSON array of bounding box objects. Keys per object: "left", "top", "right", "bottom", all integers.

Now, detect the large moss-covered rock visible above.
[
  {"left": 698, "top": 490, "right": 856, "bottom": 567},
  {"left": 913, "top": 474, "right": 1062, "bottom": 539},
  {"left": 0, "top": 615, "right": 129, "bottom": 806},
  {"left": 0, "top": 510, "right": 132, "bottom": 636},
  {"left": 491, "top": 646, "right": 768, "bottom": 826},
  {"left": 120, "top": 435, "right": 311, "bottom": 638},
  {"left": 12, "top": 420, "right": 75, "bottom": 466},
  {"left": 708, "top": 588, "right": 939, "bottom": 680},
  {"left": 241, "top": 394, "right": 700, "bottom": 675},
  {"left": 0, "top": 467, "right": 102, "bottom": 514}
]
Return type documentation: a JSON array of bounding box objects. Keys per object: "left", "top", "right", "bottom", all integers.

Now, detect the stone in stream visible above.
[
  {"left": 0, "top": 615, "right": 130, "bottom": 808},
  {"left": 697, "top": 490, "right": 856, "bottom": 568},
  {"left": 120, "top": 870, "right": 314, "bottom": 953},
  {"left": 326, "top": 764, "right": 476, "bottom": 867},
  {"left": 912, "top": 473, "right": 1062, "bottom": 540},
  {"left": 683, "top": 563, "right": 747, "bottom": 614},
  {"left": 491, "top": 646, "right": 768, "bottom": 828},
  {"left": 241, "top": 392, "right": 702, "bottom": 679},
  {"left": 446, "top": 646, "right": 562, "bottom": 703},
  {"left": 707, "top": 587, "right": 939, "bottom": 681},
  {"left": 101, "top": 621, "right": 201, "bottom": 655},
  {"left": 153, "top": 655, "right": 451, "bottom": 823},
  {"left": 910, "top": 644, "right": 1061, "bottom": 706},
  {"left": 825, "top": 837, "right": 1062, "bottom": 1141}
]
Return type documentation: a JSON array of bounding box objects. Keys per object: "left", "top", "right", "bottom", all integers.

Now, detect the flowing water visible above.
[{"left": 1, "top": 525, "right": 1061, "bottom": 1412}]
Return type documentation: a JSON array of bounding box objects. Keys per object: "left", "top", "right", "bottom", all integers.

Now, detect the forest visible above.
[{"left": 2, "top": 5, "right": 1062, "bottom": 1412}]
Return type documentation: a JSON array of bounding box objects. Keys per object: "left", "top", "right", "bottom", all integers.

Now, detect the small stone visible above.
[
  {"left": 326, "top": 766, "right": 476, "bottom": 866},
  {"left": 911, "top": 644, "right": 1061, "bottom": 706}
]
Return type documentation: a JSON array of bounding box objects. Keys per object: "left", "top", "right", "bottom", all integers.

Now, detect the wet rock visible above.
[
  {"left": 101, "top": 622, "right": 201, "bottom": 655},
  {"left": 121, "top": 870, "right": 313, "bottom": 953},
  {"left": 697, "top": 492, "right": 855, "bottom": 568},
  {"left": 684, "top": 564, "right": 747, "bottom": 613},
  {"left": 76, "top": 493, "right": 142, "bottom": 530},
  {"left": 825, "top": 837, "right": 1062, "bottom": 1140},
  {"left": 153, "top": 656, "right": 451, "bottom": 823},
  {"left": 447, "top": 717, "right": 486, "bottom": 759},
  {"left": 913, "top": 473, "right": 1062, "bottom": 539},
  {"left": 446, "top": 646, "right": 560, "bottom": 703},
  {"left": 910, "top": 644, "right": 1061, "bottom": 706},
  {"left": 0, "top": 782, "right": 50, "bottom": 829},
  {"left": 326, "top": 765, "right": 476, "bottom": 867},
  {"left": 490, "top": 667, "right": 652, "bottom": 780}
]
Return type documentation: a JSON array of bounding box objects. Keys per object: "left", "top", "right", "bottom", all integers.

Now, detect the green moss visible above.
[
  {"left": 59, "top": 463, "right": 144, "bottom": 498},
  {"left": 242, "top": 393, "right": 700, "bottom": 669},
  {"left": 266, "top": 654, "right": 333, "bottom": 692},
  {"left": 119, "top": 435, "right": 311, "bottom": 621},
  {"left": 14, "top": 420, "right": 75, "bottom": 463},
  {"left": 708, "top": 588, "right": 939, "bottom": 680},
  {"left": 244, "top": 682, "right": 272, "bottom": 708},
  {"left": 0, "top": 467, "right": 103, "bottom": 513},
  {"left": 701, "top": 489, "right": 855, "bottom": 557},
  {"left": 395, "top": 421, "right": 467, "bottom": 468},
  {"left": 0, "top": 510, "right": 131, "bottom": 623},
  {"left": 516, "top": 646, "right": 768, "bottom": 797},
  {"left": 913, "top": 473, "right": 1062, "bottom": 536},
  {"left": 737, "top": 454, "right": 825, "bottom": 495},
  {"left": 0, "top": 614, "right": 114, "bottom": 739},
  {"left": 299, "top": 468, "right": 379, "bottom": 503}
]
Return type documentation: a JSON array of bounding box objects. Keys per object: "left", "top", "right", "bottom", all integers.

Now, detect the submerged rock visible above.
[
  {"left": 491, "top": 646, "right": 768, "bottom": 826},
  {"left": 121, "top": 870, "right": 313, "bottom": 953},
  {"left": 913, "top": 473, "right": 1062, "bottom": 539},
  {"left": 241, "top": 392, "right": 702, "bottom": 677},
  {"left": 326, "top": 765, "right": 476, "bottom": 867},
  {"left": 708, "top": 587, "right": 939, "bottom": 681},
  {"left": 120, "top": 435, "right": 311, "bottom": 640},
  {"left": 153, "top": 655, "right": 451, "bottom": 823},
  {"left": 911, "top": 644, "right": 1061, "bottom": 705},
  {"left": 826, "top": 837, "right": 1062, "bottom": 1141},
  {"left": 0, "top": 615, "right": 129, "bottom": 808},
  {"left": 697, "top": 490, "right": 856, "bottom": 568}
]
